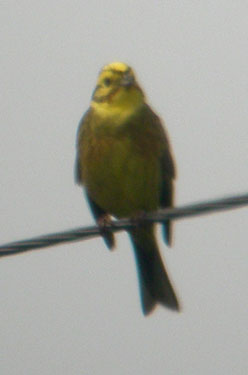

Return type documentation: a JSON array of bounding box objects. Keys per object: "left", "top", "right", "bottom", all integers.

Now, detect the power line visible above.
[{"left": 0, "top": 192, "right": 248, "bottom": 258}]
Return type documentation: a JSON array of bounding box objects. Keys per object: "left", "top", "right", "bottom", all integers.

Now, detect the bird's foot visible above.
[{"left": 97, "top": 214, "right": 112, "bottom": 229}]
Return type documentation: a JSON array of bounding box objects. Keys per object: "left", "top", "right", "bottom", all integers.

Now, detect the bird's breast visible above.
[{"left": 82, "top": 132, "right": 161, "bottom": 218}]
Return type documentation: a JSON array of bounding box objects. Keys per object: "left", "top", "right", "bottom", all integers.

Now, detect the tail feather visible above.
[{"left": 129, "top": 226, "right": 179, "bottom": 315}]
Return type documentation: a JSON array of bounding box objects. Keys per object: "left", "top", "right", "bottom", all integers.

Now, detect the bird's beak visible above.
[{"left": 120, "top": 73, "right": 135, "bottom": 87}]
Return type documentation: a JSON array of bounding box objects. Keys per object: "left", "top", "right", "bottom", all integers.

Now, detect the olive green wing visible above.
[
  {"left": 85, "top": 192, "right": 115, "bottom": 249},
  {"left": 146, "top": 106, "right": 176, "bottom": 246},
  {"left": 75, "top": 110, "right": 91, "bottom": 185},
  {"left": 75, "top": 109, "right": 115, "bottom": 249},
  {"left": 159, "top": 125, "right": 176, "bottom": 246},
  {"left": 160, "top": 159, "right": 175, "bottom": 246}
]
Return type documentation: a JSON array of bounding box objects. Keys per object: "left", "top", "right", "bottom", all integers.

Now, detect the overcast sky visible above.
[{"left": 1, "top": 1, "right": 248, "bottom": 374}]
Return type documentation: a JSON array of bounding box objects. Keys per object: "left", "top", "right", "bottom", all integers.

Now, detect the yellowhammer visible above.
[{"left": 75, "top": 62, "right": 180, "bottom": 314}]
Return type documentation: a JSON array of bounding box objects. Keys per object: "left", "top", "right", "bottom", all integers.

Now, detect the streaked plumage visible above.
[{"left": 75, "top": 62, "right": 180, "bottom": 314}]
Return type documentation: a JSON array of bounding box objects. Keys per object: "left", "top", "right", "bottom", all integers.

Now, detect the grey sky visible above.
[{"left": 1, "top": 1, "right": 248, "bottom": 374}]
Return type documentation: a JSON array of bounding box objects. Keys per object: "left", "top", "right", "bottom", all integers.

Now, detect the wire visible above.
[{"left": 0, "top": 192, "right": 248, "bottom": 258}]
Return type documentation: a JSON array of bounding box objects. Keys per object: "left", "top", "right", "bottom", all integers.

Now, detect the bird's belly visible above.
[{"left": 83, "top": 138, "right": 161, "bottom": 218}]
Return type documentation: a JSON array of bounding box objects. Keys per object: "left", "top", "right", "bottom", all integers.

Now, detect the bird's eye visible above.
[{"left": 103, "top": 78, "right": 112, "bottom": 86}]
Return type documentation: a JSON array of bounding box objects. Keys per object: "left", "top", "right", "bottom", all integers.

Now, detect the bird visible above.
[{"left": 75, "top": 62, "right": 180, "bottom": 315}]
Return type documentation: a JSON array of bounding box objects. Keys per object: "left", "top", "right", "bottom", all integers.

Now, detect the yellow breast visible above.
[{"left": 81, "top": 126, "right": 161, "bottom": 218}]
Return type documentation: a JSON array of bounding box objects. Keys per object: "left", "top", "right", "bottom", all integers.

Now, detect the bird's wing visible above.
[
  {"left": 147, "top": 106, "right": 176, "bottom": 246},
  {"left": 86, "top": 191, "right": 115, "bottom": 249},
  {"left": 75, "top": 109, "right": 91, "bottom": 184},
  {"left": 160, "top": 123, "right": 176, "bottom": 246},
  {"left": 75, "top": 108, "right": 115, "bottom": 249}
]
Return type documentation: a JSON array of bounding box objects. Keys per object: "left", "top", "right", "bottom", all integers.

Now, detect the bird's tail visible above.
[{"left": 129, "top": 226, "right": 180, "bottom": 315}]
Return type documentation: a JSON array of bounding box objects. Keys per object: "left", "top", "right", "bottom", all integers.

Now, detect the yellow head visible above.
[{"left": 91, "top": 62, "right": 145, "bottom": 120}]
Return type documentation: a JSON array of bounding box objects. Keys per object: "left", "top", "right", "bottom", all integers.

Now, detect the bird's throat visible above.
[{"left": 91, "top": 88, "right": 144, "bottom": 124}]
